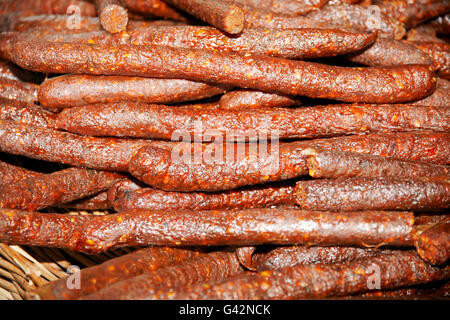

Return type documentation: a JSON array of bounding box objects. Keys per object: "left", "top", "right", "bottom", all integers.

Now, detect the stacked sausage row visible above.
[{"left": 0, "top": 0, "right": 449, "bottom": 300}]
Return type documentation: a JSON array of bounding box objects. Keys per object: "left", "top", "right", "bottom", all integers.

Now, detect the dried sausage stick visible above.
[
  {"left": 129, "top": 132, "right": 450, "bottom": 192},
  {"left": 0, "top": 99, "right": 50, "bottom": 127},
  {"left": 112, "top": 184, "right": 295, "bottom": 212},
  {"left": 414, "top": 222, "right": 450, "bottom": 265},
  {"left": 0, "top": 120, "right": 173, "bottom": 171},
  {"left": 0, "top": 161, "right": 41, "bottom": 186},
  {"left": 32, "top": 246, "right": 205, "bottom": 300},
  {"left": 219, "top": 90, "right": 299, "bottom": 109},
  {"left": 374, "top": 0, "right": 450, "bottom": 29},
  {"left": 81, "top": 250, "right": 244, "bottom": 300},
  {"left": 0, "top": 208, "right": 415, "bottom": 253},
  {"left": 412, "top": 78, "right": 450, "bottom": 108},
  {"left": 123, "top": 0, "right": 188, "bottom": 21},
  {"left": 95, "top": 0, "right": 128, "bottom": 33},
  {"left": 106, "top": 179, "right": 143, "bottom": 206},
  {"left": 235, "top": 246, "right": 257, "bottom": 271},
  {"left": 303, "top": 148, "right": 450, "bottom": 180},
  {"left": 4, "top": 26, "right": 378, "bottom": 60},
  {"left": 3, "top": 40, "right": 437, "bottom": 104},
  {"left": 0, "top": 78, "right": 38, "bottom": 104},
  {"left": 127, "top": 25, "right": 378, "bottom": 60},
  {"left": 231, "top": 0, "right": 329, "bottom": 16},
  {"left": 163, "top": 0, "right": 244, "bottom": 34},
  {"left": 241, "top": 4, "right": 405, "bottom": 39},
  {"left": 52, "top": 103, "right": 449, "bottom": 140},
  {"left": 409, "top": 41, "right": 450, "bottom": 79},
  {"left": 38, "top": 75, "right": 228, "bottom": 109},
  {"left": 347, "top": 39, "right": 434, "bottom": 68},
  {"left": 0, "top": 167, "right": 126, "bottom": 211},
  {"left": 160, "top": 251, "right": 450, "bottom": 300},
  {"left": 294, "top": 177, "right": 450, "bottom": 212},
  {"left": 253, "top": 246, "right": 381, "bottom": 271}
]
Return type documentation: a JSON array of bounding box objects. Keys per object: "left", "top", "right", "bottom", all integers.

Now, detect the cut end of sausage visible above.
[
  {"left": 100, "top": 5, "right": 129, "bottom": 34},
  {"left": 223, "top": 5, "right": 245, "bottom": 34}
]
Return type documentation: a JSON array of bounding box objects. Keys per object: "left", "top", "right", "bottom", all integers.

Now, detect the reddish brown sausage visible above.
[
  {"left": 0, "top": 208, "right": 415, "bottom": 253},
  {"left": 60, "top": 191, "right": 111, "bottom": 211},
  {"left": 0, "top": 167, "right": 126, "bottom": 211},
  {"left": 347, "top": 39, "right": 434, "bottom": 68},
  {"left": 415, "top": 222, "right": 450, "bottom": 265},
  {"left": 163, "top": 0, "right": 244, "bottom": 34},
  {"left": 235, "top": 246, "right": 257, "bottom": 271},
  {"left": 374, "top": 0, "right": 450, "bottom": 29},
  {"left": 81, "top": 249, "right": 245, "bottom": 300},
  {"left": 159, "top": 251, "right": 450, "bottom": 299},
  {"left": 3, "top": 40, "right": 437, "bottom": 104},
  {"left": 52, "top": 103, "right": 449, "bottom": 140},
  {"left": 295, "top": 176, "right": 450, "bottom": 212},
  {"left": 0, "top": 120, "right": 173, "bottom": 171},
  {"left": 219, "top": 90, "right": 299, "bottom": 109},
  {"left": 0, "top": 78, "right": 38, "bottom": 104},
  {"left": 129, "top": 132, "right": 450, "bottom": 192},
  {"left": 112, "top": 184, "right": 295, "bottom": 212},
  {"left": 0, "top": 99, "right": 50, "bottom": 127},
  {"left": 231, "top": 0, "right": 329, "bottom": 16},
  {"left": 253, "top": 246, "right": 381, "bottom": 271},
  {"left": 38, "top": 75, "right": 228, "bottom": 109},
  {"left": 95, "top": 0, "right": 128, "bottom": 33},
  {"left": 33, "top": 246, "right": 205, "bottom": 300},
  {"left": 303, "top": 148, "right": 450, "bottom": 179}
]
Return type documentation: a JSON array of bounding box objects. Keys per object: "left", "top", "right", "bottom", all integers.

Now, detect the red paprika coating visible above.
[
  {"left": 112, "top": 184, "right": 295, "bottom": 212},
  {"left": 160, "top": 251, "right": 450, "bottom": 300},
  {"left": 123, "top": 0, "right": 188, "bottom": 21},
  {"left": 106, "top": 179, "right": 143, "bottom": 207},
  {"left": 0, "top": 120, "right": 173, "bottom": 171},
  {"left": 95, "top": 0, "right": 128, "bottom": 33},
  {"left": 0, "top": 161, "right": 41, "bottom": 186},
  {"left": 219, "top": 90, "right": 299, "bottom": 109},
  {"left": 38, "top": 75, "right": 228, "bottom": 109},
  {"left": 129, "top": 132, "right": 450, "bottom": 192},
  {"left": 374, "top": 0, "right": 450, "bottom": 29},
  {"left": 253, "top": 246, "right": 381, "bottom": 271},
  {"left": 231, "top": 0, "right": 329, "bottom": 16},
  {"left": 163, "top": 0, "right": 244, "bottom": 34},
  {"left": 415, "top": 222, "right": 450, "bottom": 265},
  {"left": 295, "top": 176, "right": 450, "bottom": 212},
  {"left": 34, "top": 246, "right": 205, "bottom": 300},
  {"left": 0, "top": 208, "right": 415, "bottom": 253},
  {"left": 0, "top": 78, "right": 38, "bottom": 104},
  {"left": 52, "top": 103, "right": 449, "bottom": 140},
  {"left": 81, "top": 250, "right": 245, "bottom": 300},
  {"left": 3, "top": 40, "right": 437, "bottom": 104},
  {"left": 409, "top": 41, "right": 450, "bottom": 79},
  {"left": 347, "top": 39, "right": 434, "bottom": 68},
  {"left": 0, "top": 167, "right": 126, "bottom": 211},
  {"left": 303, "top": 148, "right": 450, "bottom": 180},
  {"left": 412, "top": 78, "right": 449, "bottom": 108},
  {"left": 0, "top": 99, "right": 50, "bottom": 127}
]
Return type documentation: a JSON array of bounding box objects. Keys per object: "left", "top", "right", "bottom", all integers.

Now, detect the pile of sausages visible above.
[{"left": 0, "top": 0, "right": 449, "bottom": 300}]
